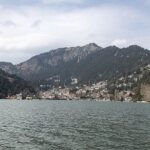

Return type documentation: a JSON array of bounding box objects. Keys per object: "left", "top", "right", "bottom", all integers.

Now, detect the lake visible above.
[{"left": 0, "top": 100, "right": 149, "bottom": 150}]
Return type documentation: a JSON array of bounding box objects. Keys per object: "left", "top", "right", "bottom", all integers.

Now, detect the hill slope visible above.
[
  {"left": 0, "top": 44, "right": 150, "bottom": 87},
  {"left": 0, "top": 69, "right": 35, "bottom": 98}
]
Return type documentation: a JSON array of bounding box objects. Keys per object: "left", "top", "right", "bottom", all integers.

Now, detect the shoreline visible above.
[{"left": 1, "top": 98, "right": 150, "bottom": 103}]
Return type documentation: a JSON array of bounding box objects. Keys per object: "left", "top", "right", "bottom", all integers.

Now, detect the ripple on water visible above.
[{"left": 0, "top": 100, "right": 149, "bottom": 150}]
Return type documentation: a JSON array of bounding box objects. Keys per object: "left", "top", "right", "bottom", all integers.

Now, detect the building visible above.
[{"left": 16, "top": 93, "right": 22, "bottom": 100}]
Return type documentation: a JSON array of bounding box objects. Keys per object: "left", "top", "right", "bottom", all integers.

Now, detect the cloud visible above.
[
  {"left": 0, "top": 1, "right": 149, "bottom": 63},
  {"left": 31, "top": 20, "right": 42, "bottom": 27},
  {"left": 0, "top": 20, "right": 16, "bottom": 27},
  {"left": 111, "top": 39, "right": 127, "bottom": 47},
  {"left": 0, "top": 0, "right": 85, "bottom": 7},
  {"left": 42, "top": 0, "right": 83, "bottom": 5}
]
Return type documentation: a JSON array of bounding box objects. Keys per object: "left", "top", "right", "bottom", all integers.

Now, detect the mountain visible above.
[
  {"left": 0, "top": 62, "right": 17, "bottom": 74},
  {"left": 16, "top": 43, "right": 101, "bottom": 81},
  {"left": 0, "top": 43, "right": 150, "bottom": 87},
  {"left": 0, "top": 43, "right": 101, "bottom": 81},
  {"left": 75, "top": 45, "right": 150, "bottom": 83},
  {"left": 0, "top": 69, "right": 35, "bottom": 98}
]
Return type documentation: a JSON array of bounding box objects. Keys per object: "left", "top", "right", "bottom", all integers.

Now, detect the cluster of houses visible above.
[
  {"left": 6, "top": 93, "right": 34, "bottom": 100},
  {"left": 39, "top": 81, "right": 109, "bottom": 100},
  {"left": 39, "top": 66, "right": 149, "bottom": 101},
  {"left": 39, "top": 80, "right": 136, "bottom": 101},
  {"left": 6, "top": 64, "right": 150, "bottom": 102}
]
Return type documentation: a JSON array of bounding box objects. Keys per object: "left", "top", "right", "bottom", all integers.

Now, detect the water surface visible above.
[{"left": 0, "top": 100, "right": 149, "bottom": 150}]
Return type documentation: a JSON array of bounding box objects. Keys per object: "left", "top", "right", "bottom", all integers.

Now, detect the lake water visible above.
[{"left": 0, "top": 100, "right": 149, "bottom": 150}]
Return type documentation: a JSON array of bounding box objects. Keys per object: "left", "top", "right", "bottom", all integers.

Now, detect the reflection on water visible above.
[{"left": 0, "top": 100, "right": 149, "bottom": 150}]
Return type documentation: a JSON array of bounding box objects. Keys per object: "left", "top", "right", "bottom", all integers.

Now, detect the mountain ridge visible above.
[{"left": 0, "top": 43, "right": 150, "bottom": 87}]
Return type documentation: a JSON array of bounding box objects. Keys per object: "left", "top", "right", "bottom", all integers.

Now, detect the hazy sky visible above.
[{"left": 0, "top": 0, "right": 150, "bottom": 63}]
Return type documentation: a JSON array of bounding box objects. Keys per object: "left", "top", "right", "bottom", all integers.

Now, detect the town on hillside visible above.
[{"left": 9, "top": 64, "right": 149, "bottom": 102}]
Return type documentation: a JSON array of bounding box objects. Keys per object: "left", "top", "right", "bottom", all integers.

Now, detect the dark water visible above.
[{"left": 0, "top": 100, "right": 149, "bottom": 150}]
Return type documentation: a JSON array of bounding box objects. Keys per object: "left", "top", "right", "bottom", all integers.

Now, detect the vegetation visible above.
[{"left": 0, "top": 69, "right": 35, "bottom": 98}]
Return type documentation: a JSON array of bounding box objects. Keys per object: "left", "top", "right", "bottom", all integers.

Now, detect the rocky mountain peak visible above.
[
  {"left": 86, "top": 42, "right": 99, "bottom": 46},
  {"left": 128, "top": 45, "right": 144, "bottom": 50},
  {"left": 84, "top": 43, "right": 101, "bottom": 50}
]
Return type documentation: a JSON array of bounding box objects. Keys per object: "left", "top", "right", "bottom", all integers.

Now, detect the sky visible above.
[{"left": 0, "top": 0, "right": 150, "bottom": 63}]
